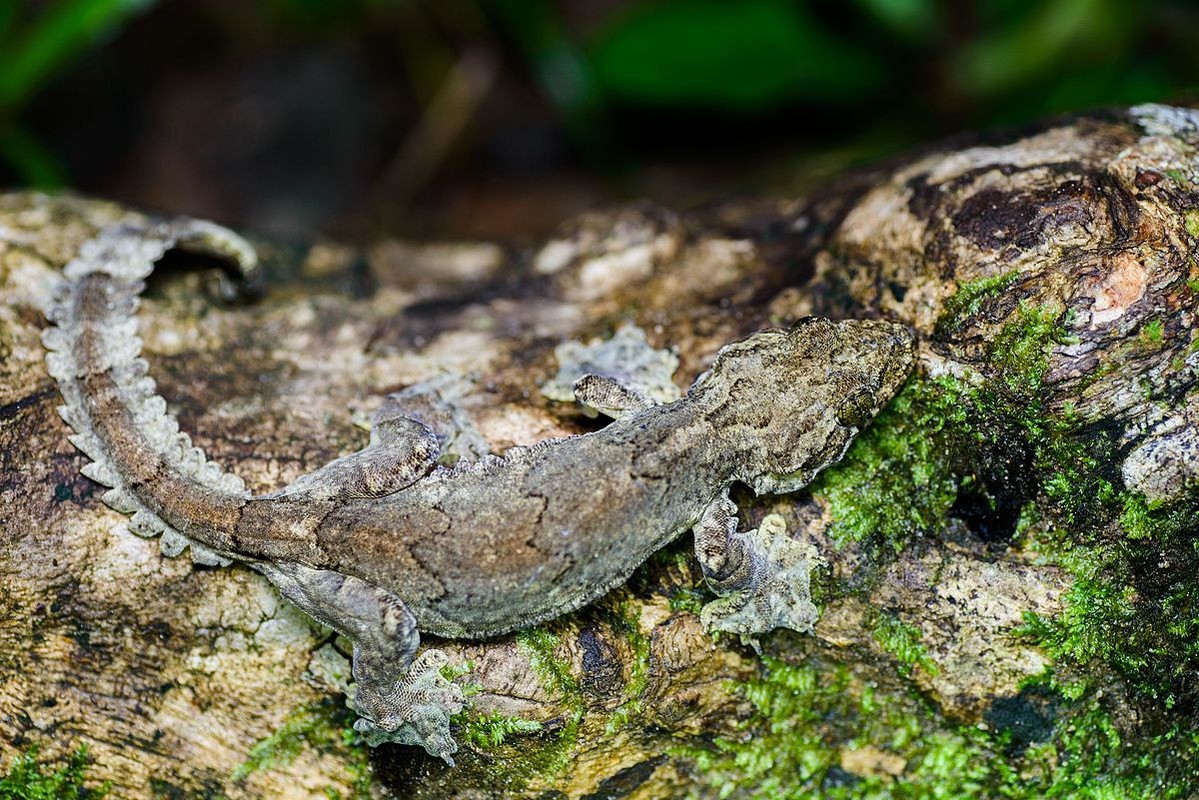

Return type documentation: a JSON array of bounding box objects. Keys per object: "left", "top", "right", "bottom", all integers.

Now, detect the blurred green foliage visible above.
[
  {"left": 489, "top": 0, "right": 1197, "bottom": 169},
  {"left": 575, "top": 0, "right": 1192, "bottom": 112},
  {"left": 588, "top": 0, "right": 887, "bottom": 109},
  {"left": 0, "top": 0, "right": 154, "bottom": 185},
  {"left": 1, "top": 0, "right": 1196, "bottom": 202}
]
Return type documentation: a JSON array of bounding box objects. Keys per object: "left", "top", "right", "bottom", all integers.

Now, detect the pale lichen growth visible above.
[
  {"left": 541, "top": 323, "right": 681, "bottom": 407},
  {"left": 1130, "top": 102, "right": 1199, "bottom": 140}
]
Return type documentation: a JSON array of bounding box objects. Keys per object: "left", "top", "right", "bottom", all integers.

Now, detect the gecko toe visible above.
[
  {"left": 351, "top": 647, "right": 465, "bottom": 761},
  {"left": 701, "top": 514, "right": 820, "bottom": 639}
]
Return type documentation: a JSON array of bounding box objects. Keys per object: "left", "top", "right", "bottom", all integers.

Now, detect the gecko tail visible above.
[{"left": 42, "top": 219, "right": 261, "bottom": 566}]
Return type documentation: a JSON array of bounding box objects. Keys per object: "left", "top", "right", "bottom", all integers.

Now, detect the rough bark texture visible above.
[{"left": 4, "top": 103, "right": 1199, "bottom": 798}]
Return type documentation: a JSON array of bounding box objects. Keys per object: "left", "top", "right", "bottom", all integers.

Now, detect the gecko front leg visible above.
[
  {"left": 572, "top": 373, "right": 658, "bottom": 418},
  {"left": 693, "top": 491, "right": 818, "bottom": 644},
  {"left": 255, "top": 561, "right": 466, "bottom": 763}
]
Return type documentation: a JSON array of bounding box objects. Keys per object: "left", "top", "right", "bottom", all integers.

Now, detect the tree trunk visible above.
[{"left": 3, "top": 103, "right": 1199, "bottom": 798}]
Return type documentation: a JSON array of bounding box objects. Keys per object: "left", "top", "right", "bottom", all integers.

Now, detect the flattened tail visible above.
[{"left": 42, "top": 218, "right": 261, "bottom": 565}]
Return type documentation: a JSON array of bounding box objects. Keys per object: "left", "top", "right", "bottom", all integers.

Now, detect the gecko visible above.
[{"left": 41, "top": 216, "right": 914, "bottom": 764}]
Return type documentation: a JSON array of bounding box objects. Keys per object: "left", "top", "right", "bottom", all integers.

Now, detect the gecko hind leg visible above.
[
  {"left": 376, "top": 378, "right": 489, "bottom": 465},
  {"left": 255, "top": 561, "right": 466, "bottom": 764},
  {"left": 693, "top": 492, "right": 819, "bottom": 645}
]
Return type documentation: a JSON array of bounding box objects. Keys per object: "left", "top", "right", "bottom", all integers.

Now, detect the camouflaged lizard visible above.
[{"left": 42, "top": 217, "right": 914, "bottom": 764}]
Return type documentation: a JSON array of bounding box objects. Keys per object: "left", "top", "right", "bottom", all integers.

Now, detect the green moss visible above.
[
  {"left": 1018, "top": 570, "right": 1138, "bottom": 674},
  {"left": 231, "top": 700, "right": 371, "bottom": 798},
  {"left": 988, "top": 301, "right": 1063, "bottom": 394},
  {"left": 788, "top": 273, "right": 1199, "bottom": 794},
  {"left": 1017, "top": 402, "right": 1199, "bottom": 720},
  {"left": 1118, "top": 492, "right": 1158, "bottom": 540},
  {"left": 675, "top": 656, "right": 1020, "bottom": 799},
  {"left": 509, "top": 625, "right": 586, "bottom": 776},
  {"left": 1184, "top": 209, "right": 1199, "bottom": 238},
  {"left": 441, "top": 658, "right": 478, "bottom": 689},
  {"left": 605, "top": 598, "right": 652, "bottom": 732},
  {"left": 669, "top": 584, "right": 706, "bottom": 615},
  {"left": 872, "top": 612, "right": 938, "bottom": 678},
  {"left": 935, "top": 270, "right": 1021, "bottom": 337},
  {"left": 677, "top": 655, "right": 1199, "bottom": 799},
  {"left": 819, "top": 297, "right": 1084, "bottom": 555},
  {"left": 1024, "top": 489, "right": 1199, "bottom": 710},
  {"left": 804, "top": 290, "right": 1199, "bottom": 789},
  {"left": 810, "top": 373, "right": 965, "bottom": 550},
  {"left": 449, "top": 636, "right": 583, "bottom": 787},
  {"left": 813, "top": 301, "right": 1078, "bottom": 554},
  {"left": 459, "top": 713, "right": 544, "bottom": 749},
  {"left": 1141, "top": 318, "right": 1165, "bottom": 347},
  {"left": 0, "top": 744, "right": 108, "bottom": 800},
  {"left": 677, "top": 658, "right": 858, "bottom": 798},
  {"left": 517, "top": 627, "right": 583, "bottom": 706}
]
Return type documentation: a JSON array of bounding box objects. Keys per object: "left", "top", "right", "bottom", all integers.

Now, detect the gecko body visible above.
[{"left": 43, "top": 218, "right": 913, "bottom": 763}]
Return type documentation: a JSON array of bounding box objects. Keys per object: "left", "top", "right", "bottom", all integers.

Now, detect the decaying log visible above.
[{"left": 3, "top": 103, "right": 1199, "bottom": 798}]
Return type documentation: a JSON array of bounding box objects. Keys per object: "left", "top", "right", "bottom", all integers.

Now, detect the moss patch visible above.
[
  {"left": 872, "top": 612, "right": 938, "bottom": 678},
  {"left": 604, "top": 597, "right": 652, "bottom": 732},
  {"left": 678, "top": 656, "right": 1199, "bottom": 799},
  {"left": 810, "top": 372, "right": 965, "bottom": 550},
  {"left": 427, "top": 626, "right": 595, "bottom": 792},
  {"left": 0, "top": 745, "right": 108, "bottom": 800},
  {"left": 1022, "top": 488, "right": 1199, "bottom": 712},
  {"left": 935, "top": 269, "right": 1020, "bottom": 337},
  {"left": 813, "top": 299, "right": 1078, "bottom": 554},
  {"left": 796, "top": 274, "right": 1199, "bottom": 796},
  {"left": 459, "top": 713, "right": 544, "bottom": 749},
  {"left": 1184, "top": 208, "right": 1199, "bottom": 238},
  {"left": 517, "top": 627, "right": 583, "bottom": 707},
  {"left": 231, "top": 700, "right": 371, "bottom": 798}
]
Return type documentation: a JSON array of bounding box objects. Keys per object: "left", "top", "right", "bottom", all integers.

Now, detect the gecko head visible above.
[{"left": 693, "top": 316, "right": 914, "bottom": 494}]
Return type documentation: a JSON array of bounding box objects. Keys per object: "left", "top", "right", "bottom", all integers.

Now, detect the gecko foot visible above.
[
  {"left": 352, "top": 649, "right": 466, "bottom": 764},
  {"left": 700, "top": 514, "right": 819, "bottom": 644}
]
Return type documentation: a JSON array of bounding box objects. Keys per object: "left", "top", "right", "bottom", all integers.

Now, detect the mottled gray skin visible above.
[{"left": 42, "top": 218, "right": 914, "bottom": 764}]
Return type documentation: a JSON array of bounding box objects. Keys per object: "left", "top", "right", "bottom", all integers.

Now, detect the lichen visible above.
[{"left": 0, "top": 744, "right": 108, "bottom": 800}]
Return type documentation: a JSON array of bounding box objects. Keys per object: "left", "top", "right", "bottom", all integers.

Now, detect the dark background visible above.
[{"left": 2, "top": 0, "right": 1197, "bottom": 242}]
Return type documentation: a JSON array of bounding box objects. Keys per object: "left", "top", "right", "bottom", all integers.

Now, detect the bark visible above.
[{"left": 3, "top": 103, "right": 1199, "bottom": 798}]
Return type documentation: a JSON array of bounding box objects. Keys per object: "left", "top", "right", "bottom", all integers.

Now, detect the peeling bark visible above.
[{"left": 3, "top": 103, "right": 1199, "bottom": 798}]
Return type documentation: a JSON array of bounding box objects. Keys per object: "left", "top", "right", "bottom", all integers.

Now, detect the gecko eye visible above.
[{"left": 836, "top": 388, "right": 876, "bottom": 428}]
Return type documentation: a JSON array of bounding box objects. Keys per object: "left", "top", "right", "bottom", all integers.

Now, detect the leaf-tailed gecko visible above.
[{"left": 41, "top": 217, "right": 914, "bottom": 764}]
